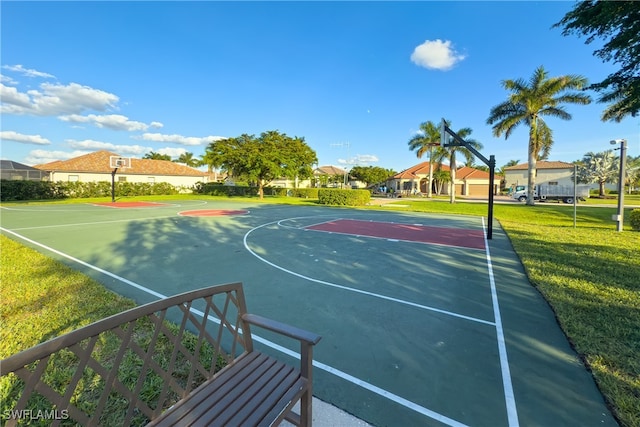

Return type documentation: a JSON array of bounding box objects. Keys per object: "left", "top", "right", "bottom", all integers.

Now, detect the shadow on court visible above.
[{"left": 1, "top": 202, "right": 617, "bottom": 427}]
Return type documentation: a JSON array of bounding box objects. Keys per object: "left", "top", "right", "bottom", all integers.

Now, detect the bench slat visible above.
[
  {"left": 212, "top": 358, "right": 303, "bottom": 426},
  {"left": 178, "top": 353, "right": 278, "bottom": 425},
  {"left": 233, "top": 375, "right": 306, "bottom": 427},
  {"left": 152, "top": 352, "right": 304, "bottom": 427},
  {"left": 147, "top": 351, "right": 259, "bottom": 426}
]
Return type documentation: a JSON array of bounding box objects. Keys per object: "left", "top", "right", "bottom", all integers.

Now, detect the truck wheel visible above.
[
  {"left": 564, "top": 197, "right": 574, "bottom": 204},
  {"left": 518, "top": 196, "right": 527, "bottom": 202}
]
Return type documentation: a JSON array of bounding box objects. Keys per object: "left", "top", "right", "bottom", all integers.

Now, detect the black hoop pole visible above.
[
  {"left": 111, "top": 168, "right": 118, "bottom": 202},
  {"left": 441, "top": 119, "right": 495, "bottom": 239}
]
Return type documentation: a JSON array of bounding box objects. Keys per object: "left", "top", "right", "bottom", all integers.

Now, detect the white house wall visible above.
[
  {"left": 50, "top": 172, "right": 206, "bottom": 187},
  {"left": 504, "top": 168, "right": 574, "bottom": 188}
]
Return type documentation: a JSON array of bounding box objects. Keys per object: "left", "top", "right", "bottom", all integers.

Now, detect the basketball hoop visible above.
[
  {"left": 110, "top": 156, "right": 131, "bottom": 169},
  {"left": 109, "top": 156, "right": 131, "bottom": 202}
]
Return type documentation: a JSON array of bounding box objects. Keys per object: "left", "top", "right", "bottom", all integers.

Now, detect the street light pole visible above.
[{"left": 610, "top": 139, "right": 627, "bottom": 232}]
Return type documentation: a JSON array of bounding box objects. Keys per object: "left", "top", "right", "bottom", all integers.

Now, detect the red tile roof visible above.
[
  {"left": 35, "top": 150, "right": 207, "bottom": 177},
  {"left": 393, "top": 161, "right": 451, "bottom": 179},
  {"left": 393, "top": 162, "right": 500, "bottom": 180},
  {"left": 505, "top": 161, "right": 575, "bottom": 170}
]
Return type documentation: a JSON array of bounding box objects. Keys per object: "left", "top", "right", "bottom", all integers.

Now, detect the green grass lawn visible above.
[{"left": 1, "top": 195, "right": 639, "bottom": 426}]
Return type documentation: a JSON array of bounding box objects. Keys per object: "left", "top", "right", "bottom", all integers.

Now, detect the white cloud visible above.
[
  {"left": 2, "top": 64, "right": 55, "bottom": 79},
  {"left": 156, "top": 147, "right": 188, "bottom": 158},
  {"left": 66, "top": 139, "right": 151, "bottom": 155},
  {"left": 355, "top": 154, "right": 379, "bottom": 163},
  {"left": 337, "top": 154, "right": 379, "bottom": 165},
  {"left": 0, "top": 84, "right": 32, "bottom": 110},
  {"left": 410, "top": 39, "right": 466, "bottom": 71},
  {"left": 150, "top": 121, "right": 164, "bottom": 128},
  {"left": 1, "top": 82, "right": 119, "bottom": 116},
  {"left": 139, "top": 133, "right": 225, "bottom": 146},
  {"left": 0, "top": 74, "right": 18, "bottom": 85},
  {"left": 0, "top": 131, "right": 51, "bottom": 145},
  {"left": 25, "top": 149, "right": 90, "bottom": 165},
  {"left": 59, "top": 114, "right": 153, "bottom": 131}
]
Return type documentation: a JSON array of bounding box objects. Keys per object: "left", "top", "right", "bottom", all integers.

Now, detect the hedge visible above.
[
  {"left": 193, "top": 183, "right": 320, "bottom": 199},
  {"left": 0, "top": 180, "right": 179, "bottom": 201},
  {"left": 318, "top": 188, "right": 370, "bottom": 206},
  {"left": 630, "top": 209, "right": 640, "bottom": 231}
]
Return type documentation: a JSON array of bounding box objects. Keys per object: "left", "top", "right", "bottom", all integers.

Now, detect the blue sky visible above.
[{"left": 1, "top": 1, "right": 638, "bottom": 172}]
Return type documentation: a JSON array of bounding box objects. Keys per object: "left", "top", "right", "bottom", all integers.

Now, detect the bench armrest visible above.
[{"left": 242, "top": 313, "right": 321, "bottom": 346}]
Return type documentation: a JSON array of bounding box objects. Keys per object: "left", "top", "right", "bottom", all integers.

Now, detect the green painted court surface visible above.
[{"left": 1, "top": 200, "right": 617, "bottom": 426}]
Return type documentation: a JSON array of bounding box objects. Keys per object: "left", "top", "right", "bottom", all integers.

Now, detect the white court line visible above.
[
  {"left": 1, "top": 226, "right": 469, "bottom": 427},
  {"left": 0, "top": 200, "right": 209, "bottom": 213},
  {"left": 482, "top": 218, "right": 519, "bottom": 427},
  {"left": 246, "top": 218, "right": 496, "bottom": 325},
  {"left": 301, "top": 217, "right": 345, "bottom": 229}
]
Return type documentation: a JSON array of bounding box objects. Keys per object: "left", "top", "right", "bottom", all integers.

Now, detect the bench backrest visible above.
[{"left": 1, "top": 282, "right": 255, "bottom": 427}]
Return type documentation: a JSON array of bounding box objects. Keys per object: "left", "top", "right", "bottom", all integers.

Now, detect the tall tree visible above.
[
  {"left": 407, "top": 121, "right": 445, "bottom": 197},
  {"left": 436, "top": 124, "right": 482, "bottom": 204},
  {"left": 486, "top": 66, "right": 591, "bottom": 205},
  {"left": 143, "top": 151, "right": 172, "bottom": 161},
  {"left": 203, "top": 130, "right": 317, "bottom": 199},
  {"left": 577, "top": 150, "right": 619, "bottom": 197},
  {"left": 349, "top": 166, "right": 392, "bottom": 187},
  {"left": 174, "top": 152, "right": 199, "bottom": 168},
  {"left": 555, "top": 1, "right": 640, "bottom": 122},
  {"left": 626, "top": 155, "right": 640, "bottom": 195}
]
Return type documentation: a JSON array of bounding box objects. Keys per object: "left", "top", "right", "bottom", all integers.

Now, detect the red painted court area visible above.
[
  {"left": 93, "top": 202, "right": 169, "bottom": 208},
  {"left": 306, "top": 218, "right": 486, "bottom": 250}
]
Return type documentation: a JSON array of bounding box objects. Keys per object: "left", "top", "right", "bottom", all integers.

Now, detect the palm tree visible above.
[
  {"left": 578, "top": 150, "right": 618, "bottom": 197},
  {"left": 143, "top": 151, "right": 172, "bottom": 161},
  {"left": 408, "top": 121, "right": 445, "bottom": 197},
  {"left": 175, "top": 152, "right": 199, "bottom": 168},
  {"left": 435, "top": 124, "right": 482, "bottom": 203},
  {"left": 487, "top": 66, "right": 591, "bottom": 205}
]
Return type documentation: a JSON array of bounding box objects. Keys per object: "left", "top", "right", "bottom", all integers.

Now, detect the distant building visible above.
[
  {"left": 34, "top": 150, "right": 209, "bottom": 188},
  {"left": 503, "top": 161, "right": 575, "bottom": 188},
  {"left": 0, "top": 160, "right": 49, "bottom": 181},
  {"left": 269, "top": 165, "right": 367, "bottom": 188},
  {"left": 388, "top": 161, "right": 499, "bottom": 196}
]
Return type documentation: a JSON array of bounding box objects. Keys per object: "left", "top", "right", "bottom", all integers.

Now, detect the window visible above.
[
  {"left": 148, "top": 177, "right": 155, "bottom": 183},
  {"left": 68, "top": 175, "right": 79, "bottom": 182},
  {"left": 548, "top": 181, "right": 558, "bottom": 186},
  {"left": 118, "top": 176, "right": 127, "bottom": 182}
]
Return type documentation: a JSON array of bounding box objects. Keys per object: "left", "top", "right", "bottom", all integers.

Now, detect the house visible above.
[
  {"left": 269, "top": 165, "right": 367, "bottom": 189},
  {"left": 388, "top": 161, "right": 499, "bottom": 196},
  {"left": 0, "top": 160, "right": 49, "bottom": 181},
  {"left": 503, "top": 161, "right": 576, "bottom": 189},
  {"left": 34, "top": 150, "right": 209, "bottom": 188}
]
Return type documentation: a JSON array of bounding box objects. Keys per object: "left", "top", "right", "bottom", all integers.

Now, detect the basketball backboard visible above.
[{"left": 110, "top": 156, "right": 131, "bottom": 169}]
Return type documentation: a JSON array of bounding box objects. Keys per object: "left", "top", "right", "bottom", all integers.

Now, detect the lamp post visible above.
[{"left": 610, "top": 139, "right": 627, "bottom": 232}]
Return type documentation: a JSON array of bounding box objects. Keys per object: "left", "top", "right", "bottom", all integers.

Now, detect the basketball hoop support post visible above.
[
  {"left": 111, "top": 168, "right": 118, "bottom": 202},
  {"left": 441, "top": 118, "right": 496, "bottom": 239}
]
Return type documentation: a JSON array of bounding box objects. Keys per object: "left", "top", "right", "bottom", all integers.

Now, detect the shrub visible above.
[
  {"left": 193, "top": 183, "right": 259, "bottom": 197},
  {"left": 0, "top": 180, "right": 180, "bottom": 201},
  {"left": 630, "top": 209, "right": 640, "bottom": 231},
  {"left": 292, "top": 188, "right": 319, "bottom": 199},
  {"left": 318, "top": 188, "right": 370, "bottom": 206}
]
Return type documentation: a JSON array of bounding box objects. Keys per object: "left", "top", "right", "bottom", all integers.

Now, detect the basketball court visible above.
[{"left": 0, "top": 200, "right": 617, "bottom": 426}]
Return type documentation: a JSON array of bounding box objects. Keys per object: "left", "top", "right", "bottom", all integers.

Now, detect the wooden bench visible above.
[{"left": 1, "top": 282, "right": 321, "bottom": 426}]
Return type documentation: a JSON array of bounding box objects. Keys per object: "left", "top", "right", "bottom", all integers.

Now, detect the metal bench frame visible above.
[{"left": 1, "top": 282, "right": 321, "bottom": 426}]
